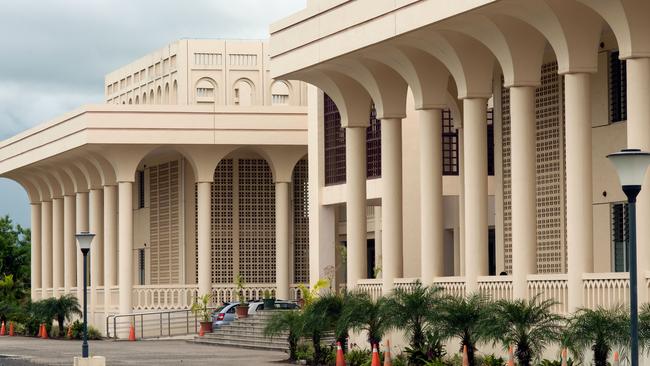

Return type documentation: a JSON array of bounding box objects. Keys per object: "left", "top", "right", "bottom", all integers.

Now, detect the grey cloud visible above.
[{"left": 0, "top": 0, "right": 306, "bottom": 226}]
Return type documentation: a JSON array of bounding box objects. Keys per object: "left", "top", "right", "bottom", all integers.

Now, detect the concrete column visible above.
[
  {"left": 565, "top": 73, "right": 593, "bottom": 311},
  {"left": 381, "top": 118, "right": 403, "bottom": 293},
  {"left": 509, "top": 86, "right": 538, "bottom": 299},
  {"left": 275, "top": 181, "right": 291, "bottom": 300},
  {"left": 374, "top": 207, "right": 382, "bottom": 279},
  {"left": 64, "top": 195, "right": 76, "bottom": 292},
  {"left": 30, "top": 203, "right": 41, "bottom": 300},
  {"left": 346, "top": 126, "right": 367, "bottom": 289},
  {"left": 196, "top": 181, "right": 212, "bottom": 298},
  {"left": 41, "top": 200, "right": 52, "bottom": 297},
  {"left": 463, "top": 98, "right": 489, "bottom": 293},
  {"left": 90, "top": 189, "right": 104, "bottom": 317},
  {"left": 118, "top": 182, "right": 133, "bottom": 314},
  {"left": 52, "top": 197, "right": 64, "bottom": 297},
  {"left": 458, "top": 128, "right": 466, "bottom": 276},
  {"left": 103, "top": 185, "right": 117, "bottom": 313},
  {"left": 76, "top": 192, "right": 89, "bottom": 301},
  {"left": 419, "top": 109, "right": 444, "bottom": 283},
  {"left": 627, "top": 58, "right": 650, "bottom": 303}
]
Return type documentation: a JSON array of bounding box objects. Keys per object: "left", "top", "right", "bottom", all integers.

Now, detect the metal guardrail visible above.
[{"left": 106, "top": 308, "right": 212, "bottom": 339}]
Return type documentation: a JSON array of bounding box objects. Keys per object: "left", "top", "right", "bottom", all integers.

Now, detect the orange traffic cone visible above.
[
  {"left": 41, "top": 324, "right": 48, "bottom": 339},
  {"left": 8, "top": 322, "right": 14, "bottom": 337},
  {"left": 336, "top": 341, "right": 346, "bottom": 366},
  {"left": 67, "top": 325, "right": 72, "bottom": 339},
  {"left": 462, "top": 345, "right": 469, "bottom": 366},
  {"left": 199, "top": 326, "right": 205, "bottom": 337},
  {"left": 507, "top": 346, "right": 514, "bottom": 366},
  {"left": 613, "top": 351, "right": 620, "bottom": 366},
  {"left": 128, "top": 324, "right": 136, "bottom": 341},
  {"left": 0, "top": 321, "right": 5, "bottom": 336},
  {"left": 383, "top": 340, "right": 392, "bottom": 366},
  {"left": 561, "top": 348, "right": 568, "bottom": 366},
  {"left": 371, "top": 344, "right": 381, "bottom": 366}
]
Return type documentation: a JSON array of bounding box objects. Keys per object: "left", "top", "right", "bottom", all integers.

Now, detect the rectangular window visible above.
[
  {"left": 609, "top": 51, "right": 627, "bottom": 123},
  {"left": 366, "top": 104, "right": 382, "bottom": 179},
  {"left": 441, "top": 109, "right": 459, "bottom": 176},
  {"left": 137, "top": 170, "right": 145, "bottom": 209},
  {"left": 611, "top": 202, "right": 629, "bottom": 272},
  {"left": 324, "top": 93, "right": 346, "bottom": 185},
  {"left": 138, "top": 248, "right": 145, "bottom": 285}
]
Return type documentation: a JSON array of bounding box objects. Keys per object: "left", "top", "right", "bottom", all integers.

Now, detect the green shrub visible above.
[
  {"left": 346, "top": 348, "right": 371, "bottom": 366},
  {"left": 392, "top": 354, "right": 409, "bottom": 366},
  {"left": 481, "top": 354, "right": 505, "bottom": 366},
  {"left": 295, "top": 342, "right": 314, "bottom": 363},
  {"left": 68, "top": 320, "right": 102, "bottom": 340}
]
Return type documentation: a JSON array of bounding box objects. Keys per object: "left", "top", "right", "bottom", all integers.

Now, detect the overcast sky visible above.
[{"left": 0, "top": 0, "right": 306, "bottom": 229}]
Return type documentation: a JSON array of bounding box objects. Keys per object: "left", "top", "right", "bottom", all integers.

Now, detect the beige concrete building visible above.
[
  {"left": 270, "top": 0, "right": 650, "bottom": 314},
  {"left": 0, "top": 39, "right": 311, "bottom": 328}
]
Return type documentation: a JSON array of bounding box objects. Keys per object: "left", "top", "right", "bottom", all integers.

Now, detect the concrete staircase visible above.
[{"left": 191, "top": 310, "right": 290, "bottom": 351}]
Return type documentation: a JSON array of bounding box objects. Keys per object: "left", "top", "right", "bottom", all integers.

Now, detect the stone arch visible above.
[
  {"left": 172, "top": 80, "right": 178, "bottom": 104},
  {"left": 195, "top": 77, "right": 218, "bottom": 104},
  {"left": 164, "top": 83, "right": 170, "bottom": 104},
  {"left": 142, "top": 92, "right": 147, "bottom": 104},
  {"left": 156, "top": 86, "right": 162, "bottom": 104},
  {"left": 232, "top": 78, "right": 255, "bottom": 106},
  {"left": 149, "top": 90, "right": 154, "bottom": 105},
  {"left": 135, "top": 95, "right": 140, "bottom": 105},
  {"left": 270, "top": 80, "right": 291, "bottom": 105}
]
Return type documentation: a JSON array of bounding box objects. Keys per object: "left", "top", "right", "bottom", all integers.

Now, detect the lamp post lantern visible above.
[
  {"left": 75, "top": 231, "right": 95, "bottom": 359},
  {"left": 607, "top": 148, "right": 650, "bottom": 366}
]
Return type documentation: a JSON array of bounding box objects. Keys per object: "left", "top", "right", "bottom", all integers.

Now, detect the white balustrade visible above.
[
  {"left": 583, "top": 272, "right": 629, "bottom": 310},
  {"left": 356, "top": 278, "right": 382, "bottom": 300},
  {"left": 95, "top": 286, "right": 105, "bottom": 311},
  {"left": 290, "top": 283, "right": 306, "bottom": 300},
  {"left": 394, "top": 278, "right": 420, "bottom": 292},
  {"left": 527, "top": 274, "right": 568, "bottom": 314},
  {"left": 477, "top": 276, "right": 513, "bottom": 301},
  {"left": 432, "top": 276, "right": 466, "bottom": 298},
  {"left": 132, "top": 285, "right": 198, "bottom": 311},
  {"left": 211, "top": 283, "right": 277, "bottom": 304}
]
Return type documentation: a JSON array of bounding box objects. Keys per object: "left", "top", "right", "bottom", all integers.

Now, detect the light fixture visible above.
[{"left": 75, "top": 232, "right": 95, "bottom": 253}]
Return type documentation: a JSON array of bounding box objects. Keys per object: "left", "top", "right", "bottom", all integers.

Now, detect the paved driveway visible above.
[{"left": 0, "top": 337, "right": 289, "bottom": 365}]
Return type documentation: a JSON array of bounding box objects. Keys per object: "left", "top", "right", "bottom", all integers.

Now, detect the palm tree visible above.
[
  {"left": 436, "top": 293, "right": 492, "bottom": 366},
  {"left": 639, "top": 303, "right": 650, "bottom": 352},
  {"left": 264, "top": 310, "right": 305, "bottom": 361},
  {"left": 309, "top": 292, "right": 349, "bottom": 351},
  {"left": 39, "top": 295, "right": 81, "bottom": 335},
  {"left": 386, "top": 281, "right": 442, "bottom": 352},
  {"left": 565, "top": 305, "right": 629, "bottom": 366},
  {"left": 340, "top": 292, "right": 392, "bottom": 350},
  {"left": 485, "top": 297, "right": 564, "bottom": 366}
]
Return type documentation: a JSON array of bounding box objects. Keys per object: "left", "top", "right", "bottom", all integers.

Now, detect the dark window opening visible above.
[
  {"left": 611, "top": 202, "right": 629, "bottom": 272},
  {"left": 137, "top": 170, "right": 145, "bottom": 209},
  {"left": 609, "top": 51, "right": 627, "bottom": 123},
  {"left": 487, "top": 108, "right": 495, "bottom": 176},
  {"left": 442, "top": 109, "right": 459, "bottom": 176},
  {"left": 324, "top": 94, "right": 347, "bottom": 185},
  {"left": 138, "top": 248, "right": 146, "bottom": 285},
  {"left": 367, "top": 239, "right": 376, "bottom": 279},
  {"left": 488, "top": 228, "right": 496, "bottom": 276},
  {"left": 366, "top": 103, "right": 382, "bottom": 179}
]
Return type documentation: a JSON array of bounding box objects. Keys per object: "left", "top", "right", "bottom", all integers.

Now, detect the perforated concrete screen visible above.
[
  {"left": 239, "top": 159, "right": 276, "bottom": 283},
  {"left": 293, "top": 159, "right": 309, "bottom": 283},
  {"left": 501, "top": 62, "right": 566, "bottom": 274},
  {"left": 211, "top": 159, "right": 235, "bottom": 284},
  {"left": 149, "top": 160, "right": 181, "bottom": 284}
]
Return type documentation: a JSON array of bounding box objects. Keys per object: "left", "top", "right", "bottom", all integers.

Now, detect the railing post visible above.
[
  {"left": 186, "top": 310, "right": 189, "bottom": 334},
  {"left": 140, "top": 314, "right": 144, "bottom": 339},
  {"left": 160, "top": 313, "right": 163, "bottom": 338},
  {"left": 113, "top": 317, "right": 116, "bottom": 339},
  {"left": 168, "top": 312, "right": 171, "bottom": 337}
]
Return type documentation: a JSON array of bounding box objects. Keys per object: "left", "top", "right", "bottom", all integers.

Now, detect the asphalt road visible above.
[{"left": 0, "top": 337, "right": 289, "bottom": 365}]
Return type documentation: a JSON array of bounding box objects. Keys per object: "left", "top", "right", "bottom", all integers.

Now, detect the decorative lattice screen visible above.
[
  {"left": 149, "top": 160, "right": 181, "bottom": 284},
  {"left": 212, "top": 160, "right": 235, "bottom": 283},
  {"left": 239, "top": 159, "right": 276, "bottom": 283},
  {"left": 367, "top": 103, "right": 381, "bottom": 179},
  {"left": 293, "top": 159, "right": 309, "bottom": 283},
  {"left": 501, "top": 62, "right": 566, "bottom": 274}
]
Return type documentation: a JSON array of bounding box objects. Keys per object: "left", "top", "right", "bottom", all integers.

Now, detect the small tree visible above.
[
  {"left": 51, "top": 295, "right": 81, "bottom": 335},
  {"left": 436, "top": 293, "right": 492, "bottom": 366},
  {"left": 191, "top": 294, "right": 212, "bottom": 323},
  {"left": 565, "top": 306, "right": 629, "bottom": 366},
  {"left": 264, "top": 310, "right": 305, "bottom": 361},
  {"left": 485, "top": 297, "right": 564, "bottom": 366},
  {"left": 385, "top": 281, "right": 443, "bottom": 365},
  {"left": 310, "top": 292, "right": 349, "bottom": 351},
  {"left": 340, "top": 292, "right": 392, "bottom": 350},
  {"left": 0, "top": 274, "right": 22, "bottom": 322}
]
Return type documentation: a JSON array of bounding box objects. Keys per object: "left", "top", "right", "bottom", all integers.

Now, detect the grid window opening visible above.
[
  {"left": 611, "top": 202, "right": 629, "bottom": 272},
  {"left": 609, "top": 51, "right": 627, "bottom": 123}
]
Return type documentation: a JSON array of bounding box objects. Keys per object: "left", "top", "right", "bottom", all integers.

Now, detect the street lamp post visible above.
[
  {"left": 75, "top": 232, "right": 95, "bottom": 359},
  {"left": 607, "top": 148, "right": 650, "bottom": 366}
]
